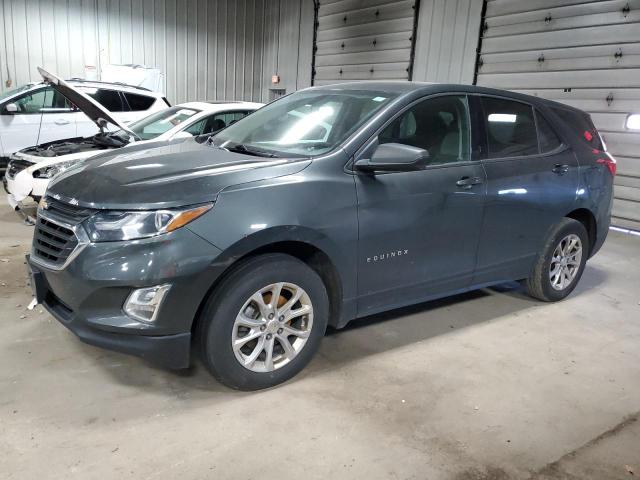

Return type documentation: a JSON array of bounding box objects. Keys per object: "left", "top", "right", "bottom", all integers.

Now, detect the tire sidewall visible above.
[
  {"left": 201, "top": 254, "right": 328, "bottom": 390},
  {"left": 538, "top": 220, "right": 589, "bottom": 301}
]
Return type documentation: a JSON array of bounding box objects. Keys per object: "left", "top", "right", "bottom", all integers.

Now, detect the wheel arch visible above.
[
  {"left": 566, "top": 208, "right": 597, "bottom": 256},
  {"left": 191, "top": 229, "right": 346, "bottom": 339}
]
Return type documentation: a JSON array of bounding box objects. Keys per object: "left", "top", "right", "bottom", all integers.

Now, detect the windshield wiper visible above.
[{"left": 224, "top": 143, "right": 279, "bottom": 158}]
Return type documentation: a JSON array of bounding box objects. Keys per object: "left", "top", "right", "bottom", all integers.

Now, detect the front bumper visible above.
[
  {"left": 4, "top": 173, "right": 43, "bottom": 218},
  {"left": 27, "top": 225, "right": 223, "bottom": 369}
]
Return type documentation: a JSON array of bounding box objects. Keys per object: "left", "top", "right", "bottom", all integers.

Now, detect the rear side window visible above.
[
  {"left": 124, "top": 92, "right": 155, "bottom": 111},
  {"left": 551, "top": 107, "right": 603, "bottom": 150},
  {"left": 85, "top": 89, "right": 126, "bottom": 112},
  {"left": 535, "top": 111, "right": 562, "bottom": 152},
  {"left": 481, "top": 97, "right": 538, "bottom": 158}
]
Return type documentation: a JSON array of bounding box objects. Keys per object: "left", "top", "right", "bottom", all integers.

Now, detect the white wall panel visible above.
[
  {"left": 0, "top": 0, "right": 314, "bottom": 104},
  {"left": 412, "top": 0, "right": 483, "bottom": 84},
  {"left": 313, "top": 0, "right": 416, "bottom": 85},
  {"left": 476, "top": 0, "right": 640, "bottom": 230}
]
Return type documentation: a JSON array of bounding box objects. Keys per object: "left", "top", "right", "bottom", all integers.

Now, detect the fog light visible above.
[{"left": 124, "top": 284, "right": 171, "bottom": 323}]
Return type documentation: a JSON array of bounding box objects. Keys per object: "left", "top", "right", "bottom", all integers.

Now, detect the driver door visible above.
[
  {"left": 0, "top": 87, "right": 77, "bottom": 154},
  {"left": 355, "top": 95, "right": 487, "bottom": 316}
]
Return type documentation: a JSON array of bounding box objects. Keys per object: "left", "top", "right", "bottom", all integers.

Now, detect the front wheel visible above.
[
  {"left": 525, "top": 218, "right": 589, "bottom": 302},
  {"left": 198, "top": 254, "right": 329, "bottom": 390}
]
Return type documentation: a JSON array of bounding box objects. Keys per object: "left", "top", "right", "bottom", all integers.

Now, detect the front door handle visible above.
[
  {"left": 456, "top": 176, "right": 483, "bottom": 189},
  {"left": 54, "top": 119, "right": 70, "bottom": 125},
  {"left": 552, "top": 164, "right": 569, "bottom": 175}
]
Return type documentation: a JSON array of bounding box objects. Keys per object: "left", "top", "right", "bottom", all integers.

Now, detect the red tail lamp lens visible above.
[{"left": 597, "top": 155, "right": 617, "bottom": 176}]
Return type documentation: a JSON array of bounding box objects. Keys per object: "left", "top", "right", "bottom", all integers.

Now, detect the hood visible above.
[
  {"left": 38, "top": 67, "right": 133, "bottom": 134},
  {"left": 47, "top": 139, "right": 311, "bottom": 210}
]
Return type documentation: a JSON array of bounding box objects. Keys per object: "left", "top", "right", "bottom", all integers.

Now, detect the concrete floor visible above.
[{"left": 1, "top": 197, "right": 639, "bottom": 480}]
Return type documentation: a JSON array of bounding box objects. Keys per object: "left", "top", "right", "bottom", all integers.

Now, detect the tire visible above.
[
  {"left": 198, "top": 253, "right": 329, "bottom": 390},
  {"left": 525, "top": 218, "right": 589, "bottom": 302}
]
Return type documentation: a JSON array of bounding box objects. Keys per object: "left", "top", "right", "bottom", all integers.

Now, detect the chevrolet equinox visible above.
[{"left": 27, "top": 82, "right": 614, "bottom": 390}]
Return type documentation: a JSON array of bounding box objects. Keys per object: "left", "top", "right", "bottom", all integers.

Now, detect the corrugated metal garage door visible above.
[
  {"left": 313, "top": 0, "right": 417, "bottom": 85},
  {"left": 475, "top": 0, "right": 640, "bottom": 231}
]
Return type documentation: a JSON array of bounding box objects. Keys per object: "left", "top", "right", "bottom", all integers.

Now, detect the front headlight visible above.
[
  {"left": 33, "top": 160, "right": 78, "bottom": 179},
  {"left": 84, "top": 203, "right": 213, "bottom": 242}
]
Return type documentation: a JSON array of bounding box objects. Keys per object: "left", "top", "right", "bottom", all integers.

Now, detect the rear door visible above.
[
  {"left": 472, "top": 95, "right": 579, "bottom": 284},
  {"left": 355, "top": 94, "right": 486, "bottom": 316}
]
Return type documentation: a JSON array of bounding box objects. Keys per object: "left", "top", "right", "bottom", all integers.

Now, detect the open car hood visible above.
[{"left": 38, "top": 67, "right": 134, "bottom": 135}]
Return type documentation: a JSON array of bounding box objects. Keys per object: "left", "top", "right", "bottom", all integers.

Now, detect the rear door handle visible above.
[
  {"left": 456, "top": 176, "right": 483, "bottom": 189},
  {"left": 54, "top": 119, "right": 70, "bottom": 125},
  {"left": 552, "top": 164, "right": 569, "bottom": 174}
]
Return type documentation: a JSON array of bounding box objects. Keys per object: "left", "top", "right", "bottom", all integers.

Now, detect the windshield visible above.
[
  {"left": 211, "top": 89, "right": 397, "bottom": 156},
  {"left": 0, "top": 84, "right": 37, "bottom": 103},
  {"left": 118, "top": 106, "right": 201, "bottom": 140}
]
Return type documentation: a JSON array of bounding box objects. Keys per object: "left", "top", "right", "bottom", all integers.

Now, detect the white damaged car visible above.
[{"left": 4, "top": 67, "right": 263, "bottom": 219}]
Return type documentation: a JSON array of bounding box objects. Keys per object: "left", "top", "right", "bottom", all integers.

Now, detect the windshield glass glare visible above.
[
  {"left": 211, "top": 89, "right": 397, "bottom": 156},
  {"left": 124, "top": 107, "right": 201, "bottom": 140}
]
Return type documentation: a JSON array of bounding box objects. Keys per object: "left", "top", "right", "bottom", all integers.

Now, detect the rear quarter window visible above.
[
  {"left": 124, "top": 92, "right": 156, "bottom": 111},
  {"left": 85, "top": 89, "right": 126, "bottom": 112},
  {"left": 551, "top": 107, "right": 603, "bottom": 150},
  {"left": 535, "top": 111, "right": 562, "bottom": 153}
]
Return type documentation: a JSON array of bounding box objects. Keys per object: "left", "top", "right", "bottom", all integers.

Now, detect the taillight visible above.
[{"left": 597, "top": 153, "right": 617, "bottom": 176}]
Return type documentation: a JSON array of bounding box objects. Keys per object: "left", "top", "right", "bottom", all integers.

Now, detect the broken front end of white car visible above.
[{"left": 4, "top": 135, "right": 125, "bottom": 220}]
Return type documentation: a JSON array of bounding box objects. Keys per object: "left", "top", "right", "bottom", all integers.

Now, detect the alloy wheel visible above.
[
  {"left": 231, "top": 282, "right": 314, "bottom": 372},
  {"left": 549, "top": 234, "right": 583, "bottom": 291}
]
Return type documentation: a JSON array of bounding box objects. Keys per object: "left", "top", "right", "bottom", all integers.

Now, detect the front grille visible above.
[
  {"left": 6, "top": 159, "right": 33, "bottom": 179},
  {"left": 43, "top": 196, "right": 97, "bottom": 224},
  {"left": 33, "top": 217, "right": 79, "bottom": 267}
]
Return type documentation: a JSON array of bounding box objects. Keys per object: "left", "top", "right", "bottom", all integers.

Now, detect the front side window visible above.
[
  {"left": 127, "top": 106, "right": 201, "bottom": 140},
  {"left": 211, "top": 89, "right": 397, "bottom": 157},
  {"left": 379, "top": 95, "right": 471, "bottom": 165},
  {"left": 482, "top": 97, "right": 538, "bottom": 158},
  {"left": 0, "top": 85, "right": 34, "bottom": 104},
  {"left": 183, "top": 118, "right": 209, "bottom": 136},
  {"left": 184, "top": 111, "right": 250, "bottom": 136},
  {"left": 7, "top": 87, "right": 72, "bottom": 114}
]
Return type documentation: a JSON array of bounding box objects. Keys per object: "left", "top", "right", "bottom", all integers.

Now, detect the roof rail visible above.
[{"left": 66, "top": 78, "right": 153, "bottom": 92}]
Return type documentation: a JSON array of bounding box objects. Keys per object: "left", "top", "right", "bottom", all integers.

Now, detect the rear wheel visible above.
[
  {"left": 198, "top": 254, "right": 328, "bottom": 390},
  {"left": 525, "top": 218, "right": 589, "bottom": 302}
]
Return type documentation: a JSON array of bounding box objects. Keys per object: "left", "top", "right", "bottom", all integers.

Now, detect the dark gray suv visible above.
[{"left": 27, "top": 82, "right": 615, "bottom": 390}]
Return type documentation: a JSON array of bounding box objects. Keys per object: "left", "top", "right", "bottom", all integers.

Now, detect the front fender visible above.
[
  {"left": 201, "top": 224, "right": 348, "bottom": 275},
  {"left": 186, "top": 162, "right": 359, "bottom": 302}
]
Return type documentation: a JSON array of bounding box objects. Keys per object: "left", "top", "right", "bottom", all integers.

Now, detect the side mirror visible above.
[
  {"left": 355, "top": 143, "right": 430, "bottom": 173},
  {"left": 4, "top": 103, "right": 18, "bottom": 113}
]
